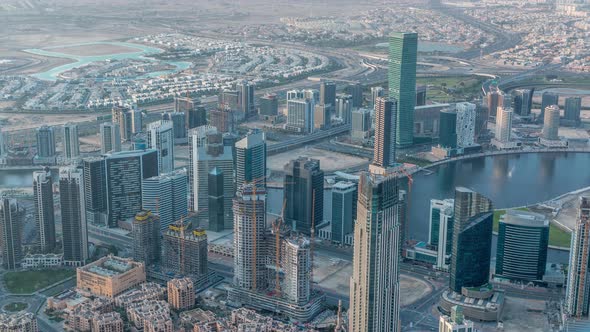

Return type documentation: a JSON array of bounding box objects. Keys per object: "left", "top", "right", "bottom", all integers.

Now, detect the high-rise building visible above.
[
  {"left": 494, "top": 106, "right": 513, "bottom": 144},
  {"left": 542, "top": 105, "right": 560, "bottom": 140},
  {"left": 0, "top": 127, "right": 6, "bottom": 157},
  {"left": 238, "top": 81, "right": 256, "bottom": 115},
  {"left": 513, "top": 88, "right": 534, "bottom": 116},
  {"left": 100, "top": 122, "right": 122, "bottom": 154},
  {"left": 370, "top": 86, "right": 385, "bottom": 108},
  {"left": 439, "top": 109, "right": 457, "bottom": 149},
  {"left": 348, "top": 82, "right": 363, "bottom": 108},
  {"left": 566, "top": 196, "right": 590, "bottom": 318},
  {"left": 455, "top": 102, "right": 476, "bottom": 148},
  {"left": 314, "top": 104, "right": 331, "bottom": 130},
  {"left": 233, "top": 184, "right": 268, "bottom": 292},
  {"left": 349, "top": 171, "right": 402, "bottom": 332},
  {"left": 336, "top": 94, "right": 353, "bottom": 123},
  {"left": 131, "top": 109, "right": 143, "bottom": 134},
  {"left": 331, "top": 181, "right": 357, "bottom": 244},
  {"left": 259, "top": 94, "right": 278, "bottom": 116},
  {"left": 36, "top": 125, "right": 56, "bottom": 158},
  {"left": 188, "top": 126, "right": 218, "bottom": 212},
  {"left": 235, "top": 130, "right": 266, "bottom": 190},
  {"left": 486, "top": 90, "right": 504, "bottom": 123},
  {"left": 287, "top": 90, "right": 304, "bottom": 101},
  {"left": 439, "top": 306, "right": 475, "bottom": 332},
  {"left": 429, "top": 199, "right": 454, "bottom": 271},
  {"left": 112, "top": 106, "right": 133, "bottom": 141},
  {"left": 219, "top": 89, "right": 241, "bottom": 111},
  {"left": 167, "top": 278, "right": 195, "bottom": 310},
  {"left": 351, "top": 108, "right": 371, "bottom": 141},
  {"left": 373, "top": 97, "right": 397, "bottom": 168},
  {"left": 209, "top": 108, "right": 235, "bottom": 133},
  {"left": 163, "top": 112, "right": 187, "bottom": 144},
  {"left": 449, "top": 187, "right": 493, "bottom": 293},
  {"left": 389, "top": 32, "right": 418, "bottom": 147},
  {"left": 540, "top": 92, "right": 559, "bottom": 120},
  {"left": 564, "top": 96, "right": 582, "bottom": 126},
  {"left": 416, "top": 85, "right": 427, "bottom": 106},
  {"left": 104, "top": 150, "right": 159, "bottom": 227},
  {"left": 147, "top": 120, "right": 175, "bottom": 174},
  {"left": 284, "top": 157, "right": 324, "bottom": 235},
  {"left": 0, "top": 197, "right": 24, "bottom": 269},
  {"left": 208, "top": 167, "right": 225, "bottom": 232},
  {"left": 163, "top": 226, "right": 208, "bottom": 285},
  {"left": 303, "top": 89, "right": 320, "bottom": 104},
  {"left": 495, "top": 210, "right": 548, "bottom": 281},
  {"left": 142, "top": 169, "right": 188, "bottom": 231},
  {"left": 283, "top": 237, "right": 311, "bottom": 305},
  {"left": 33, "top": 169, "right": 56, "bottom": 253},
  {"left": 59, "top": 166, "right": 89, "bottom": 266},
  {"left": 132, "top": 210, "right": 160, "bottom": 266},
  {"left": 175, "top": 96, "right": 207, "bottom": 129},
  {"left": 286, "top": 99, "right": 314, "bottom": 133},
  {"left": 320, "top": 81, "right": 336, "bottom": 108},
  {"left": 62, "top": 123, "right": 80, "bottom": 161},
  {"left": 83, "top": 157, "right": 108, "bottom": 226}
]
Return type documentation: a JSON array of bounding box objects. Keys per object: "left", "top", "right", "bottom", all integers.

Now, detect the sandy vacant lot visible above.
[
  {"left": 268, "top": 146, "right": 369, "bottom": 172},
  {"left": 48, "top": 43, "right": 141, "bottom": 57}
]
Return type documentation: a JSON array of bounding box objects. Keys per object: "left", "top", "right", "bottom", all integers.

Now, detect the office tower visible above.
[
  {"left": 429, "top": 199, "right": 454, "bottom": 271},
  {"left": 284, "top": 157, "right": 324, "bottom": 235},
  {"left": 188, "top": 126, "right": 218, "bottom": 212},
  {"left": 486, "top": 90, "right": 504, "bottom": 122},
  {"left": 33, "top": 169, "right": 55, "bottom": 253},
  {"left": 455, "top": 102, "right": 476, "bottom": 148},
  {"left": 474, "top": 101, "right": 488, "bottom": 139},
  {"left": 142, "top": 169, "right": 188, "bottom": 231},
  {"left": 287, "top": 89, "right": 304, "bottom": 101},
  {"left": 439, "top": 109, "right": 457, "bottom": 149},
  {"left": 219, "top": 89, "right": 241, "bottom": 111},
  {"left": 495, "top": 210, "right": 548, "bottom": 281},
  {"left": 100, "top": 122, "right": 121, "bottom": 154},
  {"left": 542, "top": 105, "right": 560, "bottom": 140},
  {"left": 233, "top": 184, "right": 267, "bottom": 291},
  {"left": 314, "top": 104, "right": 331, "bottom": 130},
  {"left": 351, "top": 108, "right": 372, "bottom": 141},
  {"left": 112, "top": 106, "right": 133, "bottom": 141},
  {"left": 389, "top": 32, "right": 418, "bottom": 147},
  {"left": 283, "top": 237, "right": 311, "bottom": 305},
  {"left": 105, "top": 150, "right": 159, "bottom": 227},
  {"left": 208, "top": 168, "right": 225, "bottom": 232},
  {"left": 564, "top": 96, "right": 582, "bottom": 126},
  {"left": 439, "top": 306, "right": 475, "bottom": 332},
  {"left": 0, "top": 197, "right": 24, "bottom": 270},
  {"left": 132, "top": 210, "right": 160, "bottom": 265},
  {"left": 168, "top": 278, "right": 195, "bottom": 310},
  {"left": 59, "top": 166, "right": 89, "bottom": 266},
  {"left": 235, "top": 130, "right": 266, "bottom": 190},
  {"left": 36, "top": 125, "right": 56, "bottom": 158},
  {"left": 566, "top": 196, "right": 590, "bottom": 318},
  {"left": 62, "top": 123, "right": 80, "bottom": 161},
  {"left": 0, "top": 127, "right": 6, "bottom": 157},
  {"left": 259, "top": 94, "right": 278, "bottom": 116},
  {"left": 82, "top": 157, "right": 107, "bottom": 226},
  {"left": 373, "top": 97, "right": 397, "bottom": 168},
  {"left": 540, "top": 92, "right": 559, "bottom": 120},
  {"left": 349, "top": 172, "right": 402, "bottom": 332},
  {"left": 163, "top": 112, "right": 187, "bottom": 144},
  {"left": 449, "top": 187, "right": 493, "bottom": 293},
  {"left": 513, "top": 88, "right": 534, "bottom": 116},
  {"left": 131, "top": 109, "right": 143, "bottom": 134},
  {"left": 147, "top": 120, "right": 175, "bottom": 173},
  {"left": 238, "top": 81, "right": 256, "bottom": 115},
  {"left": 175, "top": 96, "right": 206, "bottom": 129},
  {"left": 163, "top": 226, "right": 208, "bottom": 284},
  {"left": 193, "top": 132, "right": 234, "bottom": 229},
  {"left": 331, "top": 181, "right": 357, "bottom": 244},
  {"left": 495, "top": 107, "right": 513, "bottom": 143},
  {"left": 416, "top": 85, "right": 427, "bottom": 106},
  {"left": 320, "top": 81, "right": 336, "bottom": 107},
  {"left": 348, "top": 82, "right": 363, "bottom": 108},
  {"left": 209, "top": 108, "right": 235, "bottom": 133},
  {"left": 303, "top": 89, "right": 320, "bottom": 104},
  {"left": 286, "top": 99, "right": 314, "bottom": 133},
  {"left": 336, "top": 94, "right": 353, "bottom": 123},
  {"left": 370, "top": 86, "right": 385, "bottom": 108}
]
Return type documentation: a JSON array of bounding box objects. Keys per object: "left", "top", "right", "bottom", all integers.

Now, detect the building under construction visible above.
[{"left": 162, "top": 224, "right": 208, "bottom": 288}]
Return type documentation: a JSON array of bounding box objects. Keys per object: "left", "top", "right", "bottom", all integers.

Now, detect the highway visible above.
[{"left": 266, "top": 124, "right": 351, "bottom": 155}]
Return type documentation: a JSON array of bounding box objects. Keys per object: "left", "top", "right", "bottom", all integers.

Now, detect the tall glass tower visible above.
[{"left": 389, "top": 32, "right": 418, "bottom": 148}]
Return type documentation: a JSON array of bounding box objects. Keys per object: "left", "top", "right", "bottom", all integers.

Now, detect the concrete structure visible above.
[
  {"left": 147, "top": 120, "right": 175, "bottom": 173},
  {"left": 126, "top": 300, "right": 170, "bottom": 329},
  {"left": 429, "top": 199, "right": 454, "bottom": 271},
  {"left": 349, "top": 171, "right": 402, "bottom": 332},
  {"left": 100, "top": 122, "right": 122, "bottom": 154},
  {"left": 373, "top": 97, "right": 397, "bottom": 167},
  {"left": 76, "top": 255, "right": 146, "bottom": 298},
  {"left": 219, "top": 89, "right": 240, "bottom": 111},
  {"left": 142, "top": 169, "right": 188, "bottom": 231},
  {"left": 115, "top": 282, "right": 165, "bottom": 309},
  {"left": 389, "top": 32, "right": 418, "bottom": 147},
  {"left": 566, "top": 196, "right": 590, "bottom": 319},
  {"left": 162, "top": 226, "right": 208, "bottom": 285},
  {"left": 21, "top": 253, "right": 63, "bottom": 268},
  {"left": 62, "top": 123, "right": 80, "bottom": 161},
  {"left": 112, "top": 106, "right": 133, "bottom": 141},
  {"left": 286, "top": 98, "right": 314, "bottom": 133},
  {"left": 83, "top": 157, "right": 108, "bottom": 226},
  {"left": 542, "top": 105, "right": 560, "bottom": 141},
  {"left": 283, "top": 237, "right": 311, "bottom": 305},
  {"left": 167, "top": 277, "right": 195, "bottom": 310},
  {"left": 495, "top": 210, "right": 549, "bottom": 281},
  {"left": 209, "top": 108, "right": 235, "bottom": 133},
  {"left": 284, "top": 157, "right": 324, "bottom": 235},
  {"left": 59, "top": 166, "right": 89, "bottom": 266},
  {"left": 492, "top": 107, "right": 517, "bottom": 149},
  {"left": 439, "top": 305, "right": 474, "bottom": 332},
  {"left": 455, "top": 102, "right": 476, "bottom": 148},
  {"left": 33, "top": 169, "right": 55, "bottom": 253},
  {"left": 0, "top": 197, "right": 24, "bottom": 270},
  {"left": 259, "top": 94, "right": 278, "bottom": 116},
  {"left": 92, "top": 312, "right": 124, "bottom": 332},
  {"left": 564, "top": 96, "right": 582, "bottom": 126},
  {"left": 235, "top": 130, "right": 266, "bottom": 190},
  {"left": 331, "top": 181, "right": 357, "bottom": 244},
  {"left": 0, "top": 312, "right": 38, "bottom": 332},
  {"left": 351, "top": 108, "right": 371, "bottom": 141},
  {"left": 132, "top": 210, "right": 160, "bottom": 266}
]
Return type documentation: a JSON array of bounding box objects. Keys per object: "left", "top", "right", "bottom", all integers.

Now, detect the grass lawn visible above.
[
  {"left": 493, "top": 208, "right": 571, "bottom": 248},
  {"left": 4, "top": 269, "right": 75, "bottom": 294},
  {"left": 3, "top": 302, "right": 28, "bottom": 312}
]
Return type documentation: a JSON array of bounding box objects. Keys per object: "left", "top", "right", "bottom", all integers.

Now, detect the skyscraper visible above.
[
  {"left": 566, "top": 196, "right": 590, "bottom": 318},
  {"left": 0, "top": 197, "right": 24, "bottom": 270},
  {"left": 314, "top": 104, "right": 331, "bottom": 130},
  {"left": 283, "top": 237, "right": 312, "bottom": 305},
  {"left": 132, "top": 210, "right": 160, "bottom": 266},
  {"left": 209, "top": 108, "right": 235, "bottom": 133},
  {"left": 188, "top": 125, "right": 218, "bottom": 212},
  {"left": 486, "top": 90, "right": 504, "bottom": 122},
  {"left": 33, "top": 169, "right": 56, "bottom": 253},
  {"left": 208, "top": 167, "right": 225, "bottom": 232},
  {"left": 259, "top": 94, "right": 278, "bottom": 116},
  {"left": 564, "top": 96, "right": 582, "bottom": 126},
  {"left": 370, "top": 86, "right": 385, "bottom": 108},
  {"left": 320, "top": 80, "right": 336, "bottom": 108},
  {"left": 389, "top": 32, "right": 418, "bottom": 147},
  {"left": 235, "top": 130, "right": 266, "bottom": 190},
  {"left": 348, "top": 82, "right": 363, "bottom": 108},
  {"left": 373, "top": 97, "right": 397, "bottom": 168},
  {"left": 142, "top": 169, "right": 188, "bottom": 231},
  {"left": 239, "top": 81, "right": 256, "bottom": 115},
  {"left": 284, "top": 157, "right": 324, "bottom": 235},
  {"left": 439, "top": 306, "right": 475, "bottom": 332},
  {"left": 540, "top": 92, "right": 559, "bottom": 120},
  {"left": 175, "top": 96, "right": 206, "bottom": 129},
  {"left": 494, "top": 106, "right": 514, "bottom": 146},
  {"left": 83, "top": 157, "right": 107, "bottom": 226},
  {"left": 100, "top": 122, "right": 121, "bottom": 154},
  {"left": 439, "top": 109, "right": 457, "bottom": 149},
  {"left": 351, "top": 108, "right": 371, "bottom": 141},
  {"left": 36, "top": 125, "right": 56, "bottom": 158},
  {"left": 349, "top": 171, "right": 402, "bottom": 332},
  {"left": 131, "top": 109, "right": 143, "bottom": 134},
  {"left": 429, "top": 199, "right": 454, "bottom": 271},
  {"left": 163, "top": 226, "right": 208, "bottom": 285},
  {"left": 542, "top": 105, "right": 560, "bottom": 140},
  {"left": 286, "top": 98, "right": 314, "bottom": 133},
  {"left": 336, "top": 94, "right": 353, "bottom": 123},
  {"left": 112, "top": 106, "right": 133, "bottom": 141},
  {"left": 147, "top": 120, "right": 175, "bottom": 173},
  {"left": 416, "top": 85, "right": 427, "bottom": 106},
  {"left": 62, "top": 123, "right": 80, "bottom": 161},
  {"left": 331, "top": 181, "right": 357, "bottom": 244},
  {"left": 163, "top": 111, "right": 187, "bottom": 144},
  {"left": 59, "top": 166, "right": 89, "bottom": 266},
  {"left": 449, "top": 187, "right": 493, "bottom": 293},
  {"left": 513, "top": 88, "right": 533, "bottom": 116},
  {"left": 455, "top": 102, "right": 476, "bottom": 148}
]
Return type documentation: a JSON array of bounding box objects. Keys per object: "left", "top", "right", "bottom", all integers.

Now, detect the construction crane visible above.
[{"left": 272, "top": 198, "right": 287, "bottom": 295}]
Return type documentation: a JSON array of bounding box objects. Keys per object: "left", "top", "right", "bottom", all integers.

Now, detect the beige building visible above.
[
  {"left": 77, "top": 255, "right": 146, "bottom": 298},
  {"left": 144, "top": 315, "right": 174, "bottom": 332},
  {"left": 0, "top": 312, "right": 38, "bottom": 332},
  {"left": 167, "top": 278, "right": 195, "bottom": 310},
  {"left": 127, "top": 300, "right": 170, "bottom": 329},
  {"left": 91, "top": 312, "right": 124, "bottom": 332}
]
